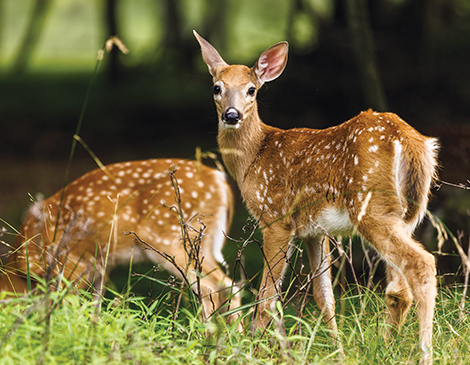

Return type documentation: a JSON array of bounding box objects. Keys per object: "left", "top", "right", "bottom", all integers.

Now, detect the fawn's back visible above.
[{"left": 243, "top": 109, "right": 438, "bottom": 236}]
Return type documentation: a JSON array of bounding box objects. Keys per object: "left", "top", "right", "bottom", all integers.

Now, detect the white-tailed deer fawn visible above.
[
  {"left": 0, "top": 158, "right": 240, "bottom": 322},
  {"left": 194, "top": 31, "right": 438, "bottom": 364}
]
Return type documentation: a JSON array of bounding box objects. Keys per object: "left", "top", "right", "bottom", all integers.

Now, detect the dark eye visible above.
[
  {"left": 248, "top": 87, "right": 256, "bottom": 96},
  {"left": 213, "top": 85, "right": 221, "bottom": 95}
]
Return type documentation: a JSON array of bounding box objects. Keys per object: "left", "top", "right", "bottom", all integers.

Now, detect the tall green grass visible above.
[{"left": 1, "top": 279, "right": 469, "bottom": 364}]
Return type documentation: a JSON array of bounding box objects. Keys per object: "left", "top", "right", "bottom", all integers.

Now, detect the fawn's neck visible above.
[{"left": 217, "top": 108, "right": 275, "bottom": 186}]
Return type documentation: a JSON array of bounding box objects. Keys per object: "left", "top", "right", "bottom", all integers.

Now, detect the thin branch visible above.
[{"left": 434, "top": 179, "right": 470, "bottom": 191}]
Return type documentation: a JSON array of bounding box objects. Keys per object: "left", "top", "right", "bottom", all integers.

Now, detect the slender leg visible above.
[
  {"left": 304, "top": 236, "right": 341, "bottom": 345},
  {"left": 255, "top": 225, "right": 294, "bottom": 330},
  {"left": 384, "top": 265, "right": 413, "bottom": 337},
  {"left": 358, "top": 217, "right": 436, "bottom": 365}
]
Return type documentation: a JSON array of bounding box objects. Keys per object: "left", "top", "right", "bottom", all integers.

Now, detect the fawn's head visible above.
[{"left": 194, "top": 30, "right": 288, "bottom": 130}]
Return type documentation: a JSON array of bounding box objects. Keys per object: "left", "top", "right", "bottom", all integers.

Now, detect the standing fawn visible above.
[
  {"left": 0, "top": 158, "right": 240, "bottom": 322},
  {"left": 194, "top": 31, "right": 438, "bottom": 364}
]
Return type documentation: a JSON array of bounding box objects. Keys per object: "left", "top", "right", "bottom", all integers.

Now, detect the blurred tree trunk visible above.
[
  {"left": 286, "top": 0, "right": 302, "bottom": 45},
  {"left": 161, "top": 0, "right": 183, "bottom": 51},
  {"left": 158, "top": 0, "right": 229, "bottom": 71},
  {"left": 159, "top": 0, "right": 188, "bottom": 69},
  {"left": 0, "top": 0, "right": 3, "bottom": 56},
  {"left": 11, "top": 0, "right": 52, "bottom": 75},
  {"left": 201, "top": 0, "right": 229, "bottom": 54},
  {"left": 345, "top": 0, "right": 388, "bottom": 111},
  {"left": 105, "top": 0, "right": 122, "bottom": 82},
  {"left": 159, "top": 0, "right": 193, "bottom": 70}
]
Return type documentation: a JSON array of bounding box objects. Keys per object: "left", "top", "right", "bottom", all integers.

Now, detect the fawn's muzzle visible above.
[{"left": 223, "top": 108, "right": 242, "bottom": 125}]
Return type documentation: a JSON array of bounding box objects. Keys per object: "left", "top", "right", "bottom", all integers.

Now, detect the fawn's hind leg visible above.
[
  {"left": 384, "top": 265, "right": 413, "bottom": 336},
  {"left": 359, "top": 217, "right": 436, "bottom": 364}
]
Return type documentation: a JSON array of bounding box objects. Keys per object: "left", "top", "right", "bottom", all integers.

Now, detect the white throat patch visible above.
[{"left": 219, "top": 118, "right": 242, "bottom": 129}]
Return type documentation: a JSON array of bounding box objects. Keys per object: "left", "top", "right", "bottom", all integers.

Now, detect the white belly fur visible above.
[{"left": 298, "top": 205, "right": 355, "bottom": 238}]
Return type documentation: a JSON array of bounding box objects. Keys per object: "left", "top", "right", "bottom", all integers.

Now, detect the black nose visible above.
[{"left": 223, "top": 108, "right": 242, "bottom": 125}]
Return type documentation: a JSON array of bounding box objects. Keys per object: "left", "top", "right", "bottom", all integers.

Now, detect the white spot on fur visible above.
[
  {"left": 357, "top": 191, "right": 372, "bottom": 222},
  {"left": 393, "top": 140, "right": 407, "bottom": 217}
]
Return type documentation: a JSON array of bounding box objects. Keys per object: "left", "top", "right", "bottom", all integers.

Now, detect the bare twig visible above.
[
  {"left": 360, "top": 238, "right": 381, "bottom": 290},
  {"left": 427, "top": 210, "right": 470, "bottom": 269},
  {"left": 126, "top": 231, "right": 196, "bottom": 297},
  {"left": 433, "top": 179, "right": 470, "bottom": 191}
]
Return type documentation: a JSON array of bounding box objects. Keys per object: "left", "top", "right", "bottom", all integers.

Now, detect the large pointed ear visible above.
[
  {"left": 253, "top": 42, "right": 288, "bottom": 85},
  {"left": 193, "top": 30, "right": 228, "bottom": 77}
]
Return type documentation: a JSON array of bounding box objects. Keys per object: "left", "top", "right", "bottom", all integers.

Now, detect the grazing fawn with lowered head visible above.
[
  {"left": 194, "top": 30, "right": 439, "bottom": 364},
  {"left": 0, "top": 158, "right": 240, "bottom": 323}
]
